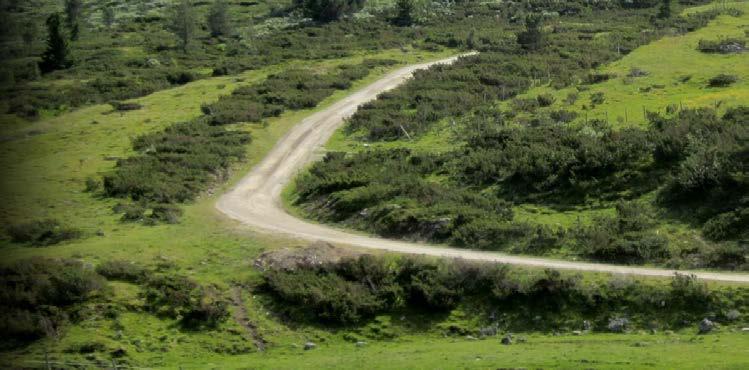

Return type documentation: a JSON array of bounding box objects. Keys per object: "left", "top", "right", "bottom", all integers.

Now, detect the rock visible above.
[
  {"left": 582, "top": 320, "right": 592, "bottom": 331},
  {"left": 698, "top": 318, "right": 715, "bottom": 334},
  {"left": 146, "top": 58, "right": 161, "bottom": 67},
  {"left": 254, "top": 242, "right": 359, "bottom": 272},
  {"left": 572, "top": 330, "right": 582, "bottom": 336},
  {"left": 501, "top": 334, "right": 513, "bottom": 345},
  {"left": 479, "top": 326, "right": 497, "bottom": 337},
  {"left": 466, "top": 335, "right": 478, "bottom": 341},
  {"left": 304, "top": 342, "right": 316, "bottom": 350},
  {"left": 741, "top": 328, "right": 749, "bottom": 333},
  {"left": 608, "top": 318, "right": 629, "bottom": 333},
  {"left": 355, "top": 341, "right": 367, "bottom": 347},
  {"left": 110, "top": 348, "right": 127, "bottom": 358},
  {"left": 726, "top": 309, "right": 741, "bottom": 321}
]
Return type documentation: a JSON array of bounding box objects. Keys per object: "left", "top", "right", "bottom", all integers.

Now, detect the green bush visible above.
[
  {"left": 95, "top": 260, "right": 149, "bottom": 283},
  {"left": 708, "top": 74, "right": 738, "bottom": 87},
  {"left": 697, "top": 38, "right": 745, "bottom": 53},
  {"left": 0, "top": 258, "right": 107, "bottom": 348},
  {"left": 142, "top": 274, "right": 228, "bottom": 328},
  {"left": 262, "top": 254, "right": 745, "bottom": 329},
  {"left": 6, "top": 219, "right": 82, "bottom": 246}
]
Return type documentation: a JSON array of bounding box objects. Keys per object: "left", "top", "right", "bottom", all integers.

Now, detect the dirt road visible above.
[{"left": 216, "top": 55, "right": 749, "bottom": 283}]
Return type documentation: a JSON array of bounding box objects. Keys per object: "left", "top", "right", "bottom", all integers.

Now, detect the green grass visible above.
[
  {"left": 11, "top": 327, "right": 749, "bottom": 369},
  {"left": 503, "top": 3, "right": 749, "bottom": 128}
]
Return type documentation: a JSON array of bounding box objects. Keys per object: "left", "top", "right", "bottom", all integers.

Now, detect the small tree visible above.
[
  {"left": 657, "top": 0, "right": 671, "bottom": 19},
  {"left": 208, "top": 0, "right": 231, "bottom": 37},
  {"left": 39, "top": 13, "right": 72, "bottom": 73},
  {"left": 295, "top": 0, "right": 364, "bottom": 23},
  {"left": 392, "top": 0, "right": 414, "bottom": 26},
  {"left": 169, "top": 0, "right": 197, "bottom": 53},
  {"left": 22, "top": 21, "right": 37, "bottom": 50},
  {"left": 64, "top": 0, "right": 82, "bottom": 41},
  {"left": 516, "top": 13, "right": 544, "bottom": 51},
  {"left": 103, "top": 7, "right": 115, "bottom": 29}
]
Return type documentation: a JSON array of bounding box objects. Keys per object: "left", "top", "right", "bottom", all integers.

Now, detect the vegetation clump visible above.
[
  {"left": 263, "top": 253, "right": 748, "bottom": 330},
  {"left": 0, "top": 258, "right": 107, "bottom": 349},
  {"left": 6, "top": 219, "right": 82, "bottom": 246}
]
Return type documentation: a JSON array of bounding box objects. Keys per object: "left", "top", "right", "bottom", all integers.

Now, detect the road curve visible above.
[{"left": 216, "top": 55, "right": 749, "bottom": 284}]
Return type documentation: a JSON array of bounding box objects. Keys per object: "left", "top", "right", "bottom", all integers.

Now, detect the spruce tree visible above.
[
  {"left": 208, "top": 0, "right": 231, "bottom": 37},
  {"left": 64, "top": 0, "right": 82, "bottom": 40},
  {"left": 392, "top": 0, "right": 414, "bottom": 26},
  {"left": 39, "top": 13, "right": 72, "bottom": 73},
  {"left": 103, "top": 7, "right": 115, "bottom": 29},
  {"left": 170, "top": 0, "right": 197, "bottom": 53},
  {"left": 657, "top": 0, "right": 671, "bottom": 19}
]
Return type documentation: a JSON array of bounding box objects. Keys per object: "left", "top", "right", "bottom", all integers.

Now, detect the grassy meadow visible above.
[{"left": 1, "top": 0, "right": 749, "bottom": 368}]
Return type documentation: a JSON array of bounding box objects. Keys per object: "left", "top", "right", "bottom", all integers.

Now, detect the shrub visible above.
[
  {"left": 261, "top": 254, "right": 746, "bottom": 330},
  {"left": 585, "top": 73, "right": 614, "bottom": 84},
  {"left": 142, "top": 274, "right": 228, "bottom": 328},
  {"left": 6, "top": 219, "right": 82, "bottom": 246},
  {"left": 697, "top": 38, "right": 745, "bottom": 53},
  {"left": 536, "top": 93, "right": 556, "bottom": 107},
  {"left": 111, "top": 101, "right": 143, "bottom": 111},
  {"left": 96, "top": 260, "right": 148, "bottom": 283},
  {"left": 574, "top": 202, "right": 670, "bottom": 264},
  {"left": 708, "top": 74, "right": 738, "bottom": 87},
  {"left": 0, "top": 258, "right": 107, "bottom": 348}
]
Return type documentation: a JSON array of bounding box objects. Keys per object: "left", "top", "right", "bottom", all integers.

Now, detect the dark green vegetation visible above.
[
  {"left": 294, "top": 6, "right": 749, "bottom": 269},
  {"left": 299, "top": 107, "right": 749, "bottom": 269},
  {"left": 0, "top": 258, "right": 106, "bottom": 350},
  {"left": 203, "top": 59, "right": 396, "bottom": 125},
  {"left": 263, "top": 253, "right": 749, "bottom": 330},
  {"left": 6, "top": 219, "right": 82, "bottom": 246},
  {"left": 0, "top": 257, "right": 229, "bottom": 350},
  {"left": 99, "top": 60, "right": 390, "bottom": 224}
]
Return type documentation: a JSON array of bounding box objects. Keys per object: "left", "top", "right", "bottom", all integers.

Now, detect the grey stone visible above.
[
  {"left": 582, "top": 320, "right": 592, "bottom": 331},
  {"left": 726, "top": 309, "right": 741, "bottom": 321},
  {"left": 698, "top": 318, "right": 715, "bottom": 334},
  {"left": 501, "top": 334, "right": 513, "bottom": 345},
  {"left": 355, "top": 341, "right": 367, "bottom": 347},
  {"left": 608, "top": 317, "right": 629, "bottom": 333},
  {"left": 478, "top": 326, "right": 497, "bottom": 337},
  {"left": 304, "top": 342, "right": 316, "bottom": 350},
  {"left": 572, "top": 330, "right": 582, "bottom": 336}
]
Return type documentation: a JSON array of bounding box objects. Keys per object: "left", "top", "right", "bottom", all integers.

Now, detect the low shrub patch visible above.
[
  {"left": 0, "top": 258, "right": 107, "bottom": 349},
  {"left": 708, "top": 73, "right": 738, "bottom": 87},
  {"left": 262, "top": 253, "right": 748, "bottom": 330},
  {"left": 6, "top": 219, "right": 82, "bottom": 246}
]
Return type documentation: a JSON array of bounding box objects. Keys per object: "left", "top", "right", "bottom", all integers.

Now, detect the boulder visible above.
[
  {"left": 355, "top": 341, "right": 367, "bottom": 347},
  {"left": 304, "top": 342, "right": 316, "bottom": 350},
  {"left": 607, "top": 318, "right": 629, "bottom": 333},
  {"left": 479, "top": 325, "right": 498, "bottom": 337},
  {"left": 501, "top": 334, "right": 513, "bottom": 345},
  {"left": 698, "top": 318, "right": 715, "bottom": 334},
  {"left": 572, "top": 330, "right": 582, "bottom": 336}
]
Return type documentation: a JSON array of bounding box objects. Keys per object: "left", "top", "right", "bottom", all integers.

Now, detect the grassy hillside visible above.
[
  {"left": 2, "top": 0, "right": 749, "bottom": 368},
  {"left": 290, "top": 3, "right": 749, "bottom": 270}
]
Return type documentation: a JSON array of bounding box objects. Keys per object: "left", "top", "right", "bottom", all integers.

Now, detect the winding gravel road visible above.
[{"left": 216, "top": 55, "right": 749, "bottom": 283}]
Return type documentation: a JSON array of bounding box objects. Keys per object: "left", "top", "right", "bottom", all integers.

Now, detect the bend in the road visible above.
[{"left": 216, "top": 54, "right": 749, "bottom": 284}]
